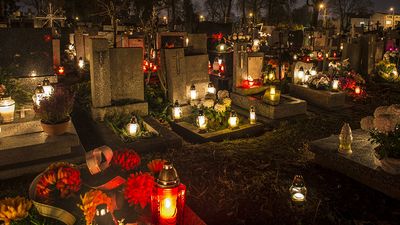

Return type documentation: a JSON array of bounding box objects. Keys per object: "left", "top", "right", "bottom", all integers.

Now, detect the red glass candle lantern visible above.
[
  {"left": 355, "top": 86, "right": 361, "bottom": 95},
  {"left": 220, "top": 65, "right": 225, "bottom": 74},
  {"left": 151, "top": 162, "right": 186, "bottom": 225},
  {"left": 57, "top": 66, "right": 65, "bottom": 75}
]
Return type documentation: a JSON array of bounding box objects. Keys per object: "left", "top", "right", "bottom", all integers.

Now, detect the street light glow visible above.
[{"left": 319, "top": 4, "right": 324, "bottom": 9}]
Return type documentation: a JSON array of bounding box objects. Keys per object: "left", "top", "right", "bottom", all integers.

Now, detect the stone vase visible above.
[{"left": 41, "top": 118, "right": 70, "bottom": 136}]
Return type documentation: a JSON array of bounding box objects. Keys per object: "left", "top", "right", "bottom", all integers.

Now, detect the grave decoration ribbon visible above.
[{"left": 85, "top": 145, "right": 113, "bottom": 175}]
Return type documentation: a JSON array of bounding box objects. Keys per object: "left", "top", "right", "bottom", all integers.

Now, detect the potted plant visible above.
[
  {"left": 369, "top": 124, "right": 400, "bottom": 175},
  {"left": 34, "top": 89, "right": 74, "bottom": 136}
]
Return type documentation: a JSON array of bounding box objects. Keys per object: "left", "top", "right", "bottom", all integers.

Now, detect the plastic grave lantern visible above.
[{"left": 151, "top": 162, "right": 186, "bottom": 225}]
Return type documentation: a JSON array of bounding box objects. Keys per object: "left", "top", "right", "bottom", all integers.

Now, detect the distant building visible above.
[{"left": 370, "top": 12, "right": 400, "bottom": 30}]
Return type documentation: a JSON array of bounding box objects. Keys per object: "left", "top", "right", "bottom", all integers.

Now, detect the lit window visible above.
[
  {"left": 386, "top": 20, "right": 392, "bottom": 25},
  {"left": 360, "top": 22, "right": 365, "bottom": 25}
]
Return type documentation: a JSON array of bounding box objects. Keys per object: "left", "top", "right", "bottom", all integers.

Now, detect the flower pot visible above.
[
  {"left": 41, "top": 119, "right": 70, "bottom": 136},
  {"left": 379, "top": 157, "right": 400, "bottom": 175}
]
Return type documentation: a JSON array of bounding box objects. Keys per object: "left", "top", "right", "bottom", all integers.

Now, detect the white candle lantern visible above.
[
  {"left": 190, "top": 84, "right": 197, "bottom": 101},
  {"left": 0, "top": 97, "right": 16, "bottom": 123},
  {"left": 196, "top": 110, "right": 207, "bottom": 131},
  {"left": 293, "top": 54, "right": 298, "bottom": 61},
  {"left": 33, "top": 83, "right": 45, "bottom": 106},
  {"left": 289, "top": 175, "right": 307, "bottom": 203},
  {"left": 127, "top": 116, "right": 140, "bottom": 136},
  {"left": 310, "top": 66, "right": 317, "bottom": 76},
  {"left": 332, "top": 79, "right": 339, "bottom": 91},
  {"left": 207, "top": 82, "right": 216, "bottom": 94},
  {"left": 304, "top": 70, "right": 311, "bottom": 83},
  {"left": 172, "top": 100, "right": 182, "bottom": 120},
  {"left": 78, "top": 57, "right": 85, "bottom": 69},
  {"left": 228, "top": 110, "right": 239, "bottom": 129},
  {"left": 296, "top": 67, "right": 305, "bottom": 84},
  {"left": 249, "top": 106, "right": 256, "bottom": 125},
  {"left": 42, "top": 78, "right": 54, "bottom": 97}
]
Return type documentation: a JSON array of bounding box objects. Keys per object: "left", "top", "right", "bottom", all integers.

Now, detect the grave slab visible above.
[
  {"left": 289, "top": 84, "right": 346, "bottom": 109},
  {"left": 0, "top": 121, "right": 80, "bottom": 167},
  {"left": 0, "top": 118, "right": 42, "bottom": 138},
  {"left": 91, "top": 102, "right": 148, "bottom": 121},
  {"left": 310, "top": 129, "right": 400, "bottom": 200},
  {"left": 231, "top": 92, "right": 307, "bottom": 119},
  {"left": 95, "top": 117, "right": 182, "bottom": 153},
  {"left": 171, "top": 121, "right": 264, "bottom": 144},
  {"left": 234, "top": 86, "right": 268, "bottom": 96}
]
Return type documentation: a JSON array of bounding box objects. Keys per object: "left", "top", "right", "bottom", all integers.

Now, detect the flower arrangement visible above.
[
  {"left": 78, "top": 190, "right": 113, "bottom": 225},
  {"left": 192, "top": 90, "right": 234, "bottom": 131},
  {"left": 361, "top": 105, "right": 400, "bottom": 174},
  {"left": 34, "top": 88, "right": 74, "bottom": 124},
  {"left": 370, "top": 125, "right": 400, "bottom": 159},
  {"left": 147, "top": 159, "right": 167, "bottom": 175},
  {"left": 124, "top": 172, "right": 155, "bottom": 208},
  {"left": 112, "top": 149, "right": 141, "bottom": 171},
  {"left": 36, "top": 162, "right": 81, "bottom": 201},
  {"left": 306, "top": 74, "right": 331, "bottom": 90},
  {"left": 375, "top": 51, "right": 400, "bottom": 82},
  {"left": 0, "top": 196, "right": 32, "bottom": 225},
  {"left": 105, "top": 112, "right": 158, "bottom": 143}
]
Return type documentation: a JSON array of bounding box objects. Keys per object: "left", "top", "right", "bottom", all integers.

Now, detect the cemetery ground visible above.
[{"left": 1, "top": 78, "right": 400, "bottom": 225}]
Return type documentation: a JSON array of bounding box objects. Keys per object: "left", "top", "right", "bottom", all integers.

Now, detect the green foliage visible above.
[
  {"left": 70, "top": 81, "right": 91, "bottom": 112},
  {"left": 0, "top": 67, "right": 32, "bottom": 105},
  {"left": 375, "top": 60, "right": 399, "bottom": 83},
  {"left": 369, "top": 125, "right": 400, "bottom": 159},
  {"left": 34, "top": 89, "right": 74, "bottom": 124},
  {"left": 192, "top": 106, "right": 231, "bottom": 131},
  {"left": 145, "top": 84, "right": 171, "bottom": 122},
  {"left": 105, "top": 112, "right": 157, "bottom": 143}
]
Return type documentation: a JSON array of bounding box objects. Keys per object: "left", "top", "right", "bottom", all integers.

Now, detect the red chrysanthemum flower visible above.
[
  {"left": 112, "top": 149, "right": 141, "bottom": 171},
  {"left": 147, "top": 159, "right": 167, "bottom": 174},
  {"left": 124, "top": 172, "right": 155, "bottom": 208}
]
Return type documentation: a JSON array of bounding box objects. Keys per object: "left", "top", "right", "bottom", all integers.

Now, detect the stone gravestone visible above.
[
  {"left": 187, "top": 33, "right": 207, "bottom": 54},
  {"left": 89, "top": 38, "right": 111, "bottom": 108},
  {"left": 375, "top": 41, "right": 385, "bottom": 63},
  {"left": 360, "top": 34, "right": 376, "bottom": 75},
  {"left": 75, "top": 32, "right": 85, "bottom": 63},
  {"left": 185, "top": 54, "right": 209, "bottom": 100},
  {"left": 52, "top": 39, "right": 60, "bottom": 66},
  {"left": 110, "top": 48, "right": 144, "bottom": 101},
  {"left": 84, "top": 34, "right": 92, "bottom": 62},
  {"left": 89, "top": 38, "right": 148, "bottom": 120},
  {"left": 164, "top": 48, "right": 187, "bottom": 103}
]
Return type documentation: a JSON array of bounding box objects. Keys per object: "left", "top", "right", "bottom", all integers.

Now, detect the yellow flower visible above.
[
  {"left": 0, "top": 196, "right": 32, "bottom": 225},
  {"left": 222, "top": 98, "right": 232, "bottom": 107},
  {"left": 77, "top": 190, "right": 112, "bottom": 225}
]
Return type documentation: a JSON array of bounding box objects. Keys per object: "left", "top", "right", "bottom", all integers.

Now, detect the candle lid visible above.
[
  {"left": 42, "top": 78, "right": 51, "bottom": 86},
  {"left": 0, "top": 96, "right": 15, "bottom": 106},
  {"left": 157, "top": 162, "right": 180, "bottom": 188}
]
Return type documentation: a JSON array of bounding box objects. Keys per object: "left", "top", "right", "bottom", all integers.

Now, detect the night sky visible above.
[{"left": 296, "top": 0, "right": 400, "bottom": 13}]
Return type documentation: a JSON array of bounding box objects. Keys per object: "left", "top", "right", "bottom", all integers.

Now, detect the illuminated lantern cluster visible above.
[
  {"left": 332, "top": 79, "right": 339, "bottom": 91},
  {"left": 0, "top": 96, "right": 16, "bottom": 123},
  {"left": 151, "top": 162, "right": 186, "bottom": 225},
  {"left": 289, "top": 175, "right": 307, "bottom": 203},
  {"left": 94, "top": 204, "right": 115, "bottom": 225},
  {"left": 241, "top": 75, "right": 262, "bottom": 89},
  {"left": 211, "top": 58, "right": 225, "bottom": 75},
  {"left": 143, "top": 60, "right": 158, "bottom": 73}
]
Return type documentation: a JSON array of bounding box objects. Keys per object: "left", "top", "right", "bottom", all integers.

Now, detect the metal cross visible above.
[{"left": 35, "top": 3, "right": 66, "bottom": 28}]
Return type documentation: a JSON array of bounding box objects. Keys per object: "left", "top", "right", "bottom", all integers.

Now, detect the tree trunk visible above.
[
  {"left": 268, "top": 0, "right": 272, "bottom": 23},
  {"left": 112, "top": 16, "right": 117, "bottom": 48},
  {"left": 241, "top": 0, "right": 246, "bottom": 27},
  {"left": 224, "top": 0, "right": 232, "bottom": 23},
  {"left": 170, "top": 0, "right": 175, "bottom": 30}
]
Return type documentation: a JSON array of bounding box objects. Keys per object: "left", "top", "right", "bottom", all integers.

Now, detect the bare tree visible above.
[
  {"left": 93, "top": 0, "right": 128, "bottom": 48},
  {"left": 307, "top": 0, "right": 323, "bottom": 28},
  {"left": 328, "top": 0, "right": 373, "bottom": 33},
  {"left": 205, "top": 0, "right": 233, "bottom": 23}
]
